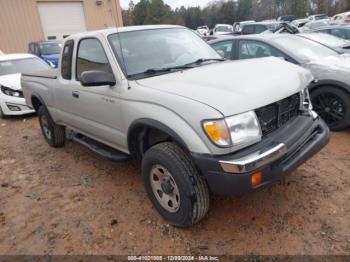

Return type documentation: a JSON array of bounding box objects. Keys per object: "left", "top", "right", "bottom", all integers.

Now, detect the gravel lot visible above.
[{"left": 0, "top": 115, "right": 349, "bottom": 255}]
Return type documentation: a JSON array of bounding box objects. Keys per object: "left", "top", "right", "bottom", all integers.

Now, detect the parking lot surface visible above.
[{"left": 0, "top": 116, "right": 349, "bottom": 255}]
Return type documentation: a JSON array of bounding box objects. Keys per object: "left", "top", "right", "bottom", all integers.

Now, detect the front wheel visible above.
[
  {"left": 142, "top": 142, "right": 210, "bottom": 227},
  {"left": 311, "top": 86, "right": 350, "bottom": 131},
  {"left": 38, "top": 106, "right": 66, "bottom": 147}
]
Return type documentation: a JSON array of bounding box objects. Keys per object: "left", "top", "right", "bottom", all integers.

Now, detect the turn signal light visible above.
[{"left": 251, "top": 172, "right": 263, "bottom": 187}]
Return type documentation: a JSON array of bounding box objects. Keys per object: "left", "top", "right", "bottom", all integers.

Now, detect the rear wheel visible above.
[
  {"left": 38, "top": 106, "right": 65, "bottom": 147},
  {"left": 311, "top": 86, "right": 350, "bottom": 131},
  {"left": 142, "top": 142, "right": 210, "bottom": 227}
]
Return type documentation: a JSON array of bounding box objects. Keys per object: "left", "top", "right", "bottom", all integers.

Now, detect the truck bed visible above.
[{"left": 22, "top": 69, "right": 58, "bottom": 79}]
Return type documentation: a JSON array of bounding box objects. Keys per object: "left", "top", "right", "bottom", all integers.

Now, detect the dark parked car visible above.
[
  {"left": 312, "top": 25, "right": 350, "bottom": 40},
  {"left": 277, "top": 15, "right": 296, "bottom": 22},
  {"left": 209, "top": 34, "right": 350, "bottom": 130},
  {"left": 241, "top": 21, "right": 299, "bottom": 35},
  {"left": 240, "top": 22, "right": 281, "bottom": 35},
  {"left": 28, "top": 40, "right": 63, "bottom": 68}
]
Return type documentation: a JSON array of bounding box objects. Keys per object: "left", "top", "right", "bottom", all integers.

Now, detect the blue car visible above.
[{"left": 28, "top": 41, "right": 63, "bottom": 68}]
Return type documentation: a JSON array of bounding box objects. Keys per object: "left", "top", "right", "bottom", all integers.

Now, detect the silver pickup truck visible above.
[{"left": 22, "top": 25, "right": 329, "bottom": 226}]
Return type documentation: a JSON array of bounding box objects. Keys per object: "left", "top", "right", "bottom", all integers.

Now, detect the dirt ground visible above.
[{"left": 0, "top": 115, "right": 349, "bottom": 256}]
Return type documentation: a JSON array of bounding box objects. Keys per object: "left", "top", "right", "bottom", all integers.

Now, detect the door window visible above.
[
  {"left": 61, "top": 40, "right": 74, "bottom": 80},
  {"left": 211, "top": 41, "right": 233, "bottom": 59},
  {"left": 238, "top": 40, "right": 284, "bottom": 60},
  {"left": 76, "top": 38, "right": 112, "bottom": 80}
]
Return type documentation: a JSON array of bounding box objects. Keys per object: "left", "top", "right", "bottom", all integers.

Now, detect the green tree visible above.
[{"left": 132, "top": 0, "right": 151, "bottom": 25}]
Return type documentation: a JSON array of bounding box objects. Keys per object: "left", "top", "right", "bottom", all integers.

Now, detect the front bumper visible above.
[
  {"left": 192, "top": 114, "right": 330, "bottom": 195},
  {"left": 0, "top": 95, "right": 35, "bottom": 116}
]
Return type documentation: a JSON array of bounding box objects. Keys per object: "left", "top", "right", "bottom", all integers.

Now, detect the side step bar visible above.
[{"left": 72, "top": 134, "right": 130, "bottom": 162}]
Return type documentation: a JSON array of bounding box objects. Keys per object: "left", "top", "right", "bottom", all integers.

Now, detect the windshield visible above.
[
  {"left": 215, "top": 26, "right": 232, "bottom": 32},
  {"left": 0, "top": 57, "right": 50, "bottom": 76},
  {"left": 315, "top": 15, "right": 328, "bottom": 20},
  {"left": 39, "top": 43, "right": 62, "bottom": 55},
  {"left": 273, "top": 36, "right": 338, "bottom": 62},
  {"left": 108, "top": 28, "right": 221, "bottom": 78},
  {"left": 302, "top": 33, "right": 349, "bottom": 47},
  {"left": 305, "top": 20, "right": 329, "bottom": 29}
]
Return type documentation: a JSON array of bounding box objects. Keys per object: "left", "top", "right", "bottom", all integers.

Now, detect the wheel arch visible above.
[
  {"left": 127, "top": 118, "right": 190, "bottom": 160},
  {"left": 309, "top": 80, "right": 350, "bottom": 94},
  {"left": 31, "top": 93, "right": 46, "bottom": 112}
]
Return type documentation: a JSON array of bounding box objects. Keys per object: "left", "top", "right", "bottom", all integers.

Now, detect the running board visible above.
[{"left": 72, "top": 134, "right": 130, "bottom": 162}]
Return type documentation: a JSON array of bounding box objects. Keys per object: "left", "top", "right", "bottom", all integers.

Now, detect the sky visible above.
[{"left": 120, "top": 0, "right": 211, "bottom": 9}]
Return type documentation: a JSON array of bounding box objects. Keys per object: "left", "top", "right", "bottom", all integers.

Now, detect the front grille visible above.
[{"left": 255, "top": 93, "right": 300, "bottom": 137}]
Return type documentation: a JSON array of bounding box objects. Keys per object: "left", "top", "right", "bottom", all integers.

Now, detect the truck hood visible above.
[
  {"left": 136, "top": 57, "right": 313, "bottom": 116},
  {"left": 0, "top": 73, "right": 21, "bottom": 90}
]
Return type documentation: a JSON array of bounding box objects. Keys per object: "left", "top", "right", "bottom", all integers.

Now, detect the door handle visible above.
[{"left": 72, "top": 91, "right": 79, "bottom": 98}]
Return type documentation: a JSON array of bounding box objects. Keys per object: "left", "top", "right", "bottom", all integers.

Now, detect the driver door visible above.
[{"left": 57, "top": 37, "right": 124, "bottom": 148}]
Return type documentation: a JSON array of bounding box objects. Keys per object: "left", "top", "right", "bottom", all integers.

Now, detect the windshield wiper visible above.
[
  {"left": 128, "top": 59, "right": 224, "bottom": 78},
  {"left": 184, "top": 58, "right": 225, "bottom": 67},
  {"left": 128, "top": 65, "right": 193, "bottom": 78},
  {"left": 144, "top": 65, "right": 192, "bottom": 74}
]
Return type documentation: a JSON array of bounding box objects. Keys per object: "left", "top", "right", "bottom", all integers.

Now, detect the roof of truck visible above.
[
  {"left": 0, "top": 53, "right": 36, "bottom": 61},
  {"left": 66, "top": 25, "right": 184, "bottom": 40}
]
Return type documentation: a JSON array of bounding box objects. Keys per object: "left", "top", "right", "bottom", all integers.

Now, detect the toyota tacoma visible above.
[{"left": 21, "top": 25, "right": 329, "bottom": 226}]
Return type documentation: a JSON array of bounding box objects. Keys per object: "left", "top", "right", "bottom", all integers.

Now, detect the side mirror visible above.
[{"left": 80, "top": 70, "right": 116, "bottom": 87}]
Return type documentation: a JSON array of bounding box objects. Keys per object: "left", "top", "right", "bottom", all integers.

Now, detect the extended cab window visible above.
[
  {"left": 61, "top": 40, "right": 74, "bottom": 80},
  {"left": 238, "top": 40, "right": 283, "bottom": 59},
  {"left": 211, "top": 41, "right": 233, "bottom": 59},
  {"left": 76, "top": 38, "right": 112, "bottom": 80}
]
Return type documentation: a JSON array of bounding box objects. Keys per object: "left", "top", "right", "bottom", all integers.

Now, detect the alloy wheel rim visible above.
[
  {"left": 41, "top": 115, "right": 52, "bottom": 140},
  {"left": 150, "top": 164, "right": 180, "bottom": 213},
  {"left": 312, "top": 93, "right": 345, "bottom": 127}
]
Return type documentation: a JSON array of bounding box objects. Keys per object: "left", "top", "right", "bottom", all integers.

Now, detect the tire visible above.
[
  {"left": 38, "top": 106, "right": 65, "bottom": 147},
  {"left": 310, "top": 86, "right": 350, "bottom": 131},
  {"left": 142, "top": 142, "right": 210, "bottom": 227}
]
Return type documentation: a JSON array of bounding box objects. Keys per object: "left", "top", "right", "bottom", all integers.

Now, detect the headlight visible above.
[
  {"left": 0, "top": 85, "right": 23, "bottom": 97},
  {"left": 203, "top": 111, "right": 262, "bottom": 149},
  {"left": 203, "top": 119, "right": 231, "bottom": 147}
]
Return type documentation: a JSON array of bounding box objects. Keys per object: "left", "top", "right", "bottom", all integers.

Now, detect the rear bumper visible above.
[{"left": 192, "top": 114, "right": 330, "bottom": 195}]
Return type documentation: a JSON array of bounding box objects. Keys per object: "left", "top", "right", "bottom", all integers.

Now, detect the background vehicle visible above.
[
  {"left": 209, "top": 34, "right": 350, "bottom": 130},
  {"left": 277, "top": 15, "right": 296, "bottom": 22},
  {"left": 211, "top": 24, "right": 233, "bottom": 35},
  {"left": 196, "top": 26, "right": 210, "bottom": 36},
  {"left": 241, "top": 21, "right": 282, "bottom": 35},
  {"left": 22, "top": 25, "right": 328, "bottom": 226},
  {"left": 28, "top": 40, "right": 63, "bottom": 68},
  {"left": 233, "top": 20, "right": 255, "bottom": 33},
  {"left": 313, "top": 25, "right": 350, "bottom": 40},
  {"left": 291, "top": 18, "right": 310, "bottom": 28},
  {"left": 308, "top": 14, "right": 329, "bottom": 21},
  {"left": 298, "top": 33, "right": 350, "bottom": 54},
  {"left": 331, "top": 11, "right": 350, "bottom": 24},
  {"left": 0, "top": 54, "right": 50, "bottom": 118},
  {"left": 302, "top": 19, "right": 330, "bottom": 32}
]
